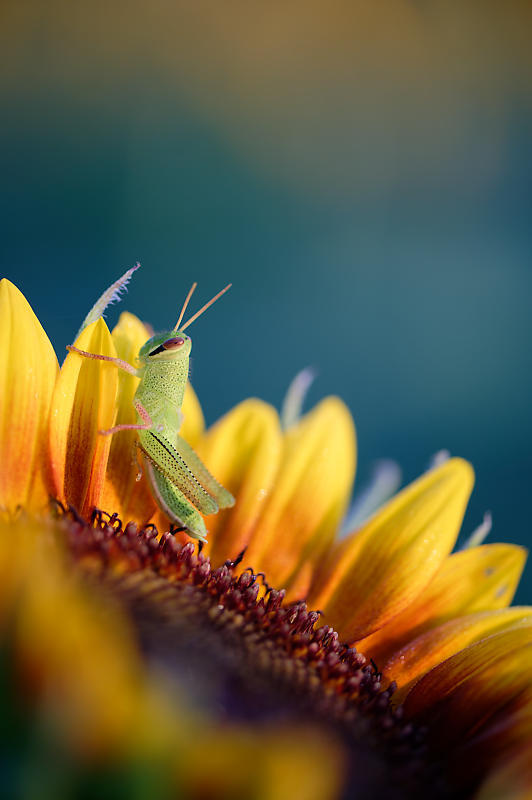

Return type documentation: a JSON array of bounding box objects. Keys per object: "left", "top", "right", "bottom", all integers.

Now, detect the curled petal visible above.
[
  {"left": 383, "top": 606, "right": 532, "bottom": 702},
  {"left": 197, "top": 399, "right": 283, "bottom": 565},
  {"left": 309, "top": 458, "right": 474, "bottom": 642},
  {"left": 48, "top": 319, "right": 118, "bottom": 518},
  {"left": 245, "top": 397, "right": 356, "bottom": 595},
  {"left": 357, "top": 543, "right": 527, "bottom": 663},
  {"left": 404, "top": 625, "right": 532, "bottom": 727},
  {"left": 0, "top": 279, "right": 58, "bottom": 512}
]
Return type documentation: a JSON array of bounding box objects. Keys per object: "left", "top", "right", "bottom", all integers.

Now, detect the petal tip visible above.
[{"left": 439, "top": 456, "right": 475, "bottom": 488}]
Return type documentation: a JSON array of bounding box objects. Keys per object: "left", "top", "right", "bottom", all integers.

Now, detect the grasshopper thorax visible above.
[{"left": 138, "top": 331, "right": 192, "bottom": 364}]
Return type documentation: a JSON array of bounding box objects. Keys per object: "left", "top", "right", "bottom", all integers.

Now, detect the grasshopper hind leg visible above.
[
  {"left": 175, "top": 434, "right": 235, "bottom": 510},
  {"left": 144, "top": 460, "right": 208, "bottom": 542}
]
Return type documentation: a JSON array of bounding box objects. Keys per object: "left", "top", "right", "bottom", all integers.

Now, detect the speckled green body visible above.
[
  {"left": 134, "top": 330, "right": 234, "bottom": 540},
  {"left": 136, "top": 354, "right": 188, "bottom": 433}
]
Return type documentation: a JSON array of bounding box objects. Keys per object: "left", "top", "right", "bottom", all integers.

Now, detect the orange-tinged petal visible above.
[
  {"left": 383, "top": 606, "right": 532, "bottom": 702},
  {"left": 99, "top": 312, "right": 156, "bottom": 524},
  {"left": 48, "top": 319, "right": 118, "bottom": 518},
  {"left": 244, "top": 397, "right": 356, "bottom": 595},
  {"left": 0, "top": 279, "right": 58, "bottom": 512},
  {"left": 181, "top": 381, "right": 205, "bottom": 447},
  {"left": 356, "top": 543, "right": 526, "bottom": 664},
  {"left": 404, "top": 624, "right": 532, "bottom": 724},
  {"left": 309, "top": 458, "right": 474, "bottom": 642},
  {"left": 197, "top": 399, "right": 283, "bottom": 565}
]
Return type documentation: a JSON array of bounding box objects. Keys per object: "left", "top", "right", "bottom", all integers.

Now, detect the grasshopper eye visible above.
[
  {"left": 163, "top": 336, "right": 185, "bottom": 350},
  {"left": 148, "top": 337, "right": 185, "bottom": 357}
]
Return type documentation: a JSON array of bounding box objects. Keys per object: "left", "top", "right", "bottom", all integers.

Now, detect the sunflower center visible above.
[{"left": 58, "top": 508, "right": 449, "bottom": 798}]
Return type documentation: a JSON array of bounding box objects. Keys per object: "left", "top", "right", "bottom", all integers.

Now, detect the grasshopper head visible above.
[
  {"left": 138, "top": 281, "right": 231, "bottom": 366},
  {"left": 138, "top": 331, "right": 192, "bottom": 364}
]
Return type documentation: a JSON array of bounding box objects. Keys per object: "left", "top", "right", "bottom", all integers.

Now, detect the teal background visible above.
[{"left": 1, "top": 3, "right": 531, "bottom": 599}]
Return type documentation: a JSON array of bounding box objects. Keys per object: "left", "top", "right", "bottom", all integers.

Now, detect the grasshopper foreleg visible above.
[
  {"left": 66, "top": 345, "right": 140, "bottom": 377},
  {"left": 99, "top": 400, "right": 160, "bottom": 437}
]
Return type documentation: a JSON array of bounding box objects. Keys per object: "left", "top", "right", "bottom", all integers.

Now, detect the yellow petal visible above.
[
  {"left": 181, "top": 381, "right": 205, "bottom": 447},
  {"left": 383, "top": 606, "right": 532, "bottom": 702},
  {"left": 100, "top": 312, "right": 156, "bottom": 524},
  {"left": 244, "top": 397, "right": 356, "bottom": 595},
  {"left": 309, "top": 458, "right": 474, "bottom": 642},
  {"left": 48, "top": 319, "right": 118, "bottom": 518},
  {"left": 404, "top": 624, "right": 532, "bottom": 724},
  {"left": 0, "top": 279, "right": 58, "bottom": 512},
  {"left": 197, "top": 399, "right": 283, "bottom": 565},
  {"left": 356, "top": 543, "right": 527, "bottom": 664}
]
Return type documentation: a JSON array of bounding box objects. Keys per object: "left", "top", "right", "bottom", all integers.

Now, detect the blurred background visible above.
[{"left": 1, "top": 2, "right": 531, "bottom": 598}]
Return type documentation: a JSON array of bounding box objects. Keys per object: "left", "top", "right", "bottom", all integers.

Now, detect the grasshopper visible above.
[{"left": 67, "top": 279, "right": 235, "bottom": 540}]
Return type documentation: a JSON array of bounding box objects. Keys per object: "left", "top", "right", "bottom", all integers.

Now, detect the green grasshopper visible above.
[{"left": 67, "top": 279, "right": 235, "bottom": 540}]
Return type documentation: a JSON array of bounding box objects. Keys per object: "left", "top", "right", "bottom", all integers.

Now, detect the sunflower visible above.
[{"left": 0, "top": 274, "right": 531, "bottom": 800}]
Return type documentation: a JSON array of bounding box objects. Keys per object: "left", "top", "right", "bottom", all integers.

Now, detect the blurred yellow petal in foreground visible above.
[{"left": 0, "top": 516, "right": 174, "bottom": 759}]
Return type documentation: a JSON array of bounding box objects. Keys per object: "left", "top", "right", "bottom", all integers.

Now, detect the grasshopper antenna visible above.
[
  {"left": 180, "top": 283, "right": 232, "bottom": 332},
  {"left": 174, "top": 282, "right": 198, "bottom": 332}
]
